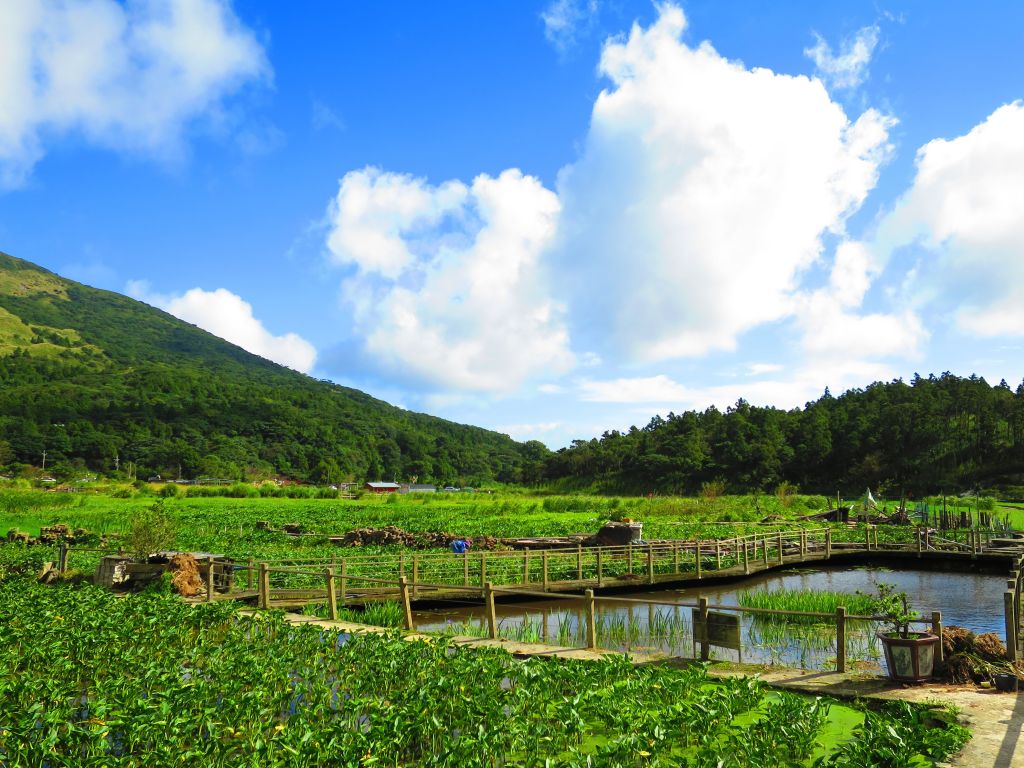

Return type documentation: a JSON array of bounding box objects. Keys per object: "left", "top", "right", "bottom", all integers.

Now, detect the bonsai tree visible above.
[{"left": 871, "top": 582, "right": 920, "bottom": 637}]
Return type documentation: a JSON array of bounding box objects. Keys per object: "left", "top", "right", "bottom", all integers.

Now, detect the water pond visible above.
[{"left": 413, "top": 566, "right": 1007, "bottom": 671}]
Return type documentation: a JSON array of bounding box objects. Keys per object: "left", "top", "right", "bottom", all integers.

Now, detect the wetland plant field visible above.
[{"left": 0, "top": 574, "right": 969, "bottom": 766}]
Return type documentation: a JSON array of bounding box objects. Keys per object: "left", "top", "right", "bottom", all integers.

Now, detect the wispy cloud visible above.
[
  {"left": 805, "top": 25, "right": 880, "bottom": 90},
  {"left": 540, "top": 0, "right": 599, "bottom": 53}
]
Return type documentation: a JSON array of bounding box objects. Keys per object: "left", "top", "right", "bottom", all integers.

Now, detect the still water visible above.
[{"left": 413, "top": 567, "right": 1006, "bottom": 671}]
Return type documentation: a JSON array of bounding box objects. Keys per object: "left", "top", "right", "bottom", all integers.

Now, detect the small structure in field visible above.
[
  {"left": 400, "top": 483, "right": 436, "bottom": 493},
  {"left": 95, "top": 551, "right": 234, "bottom": 593},
  {"left": 365, "top": 481, "right": 400, "bottom": 493}
]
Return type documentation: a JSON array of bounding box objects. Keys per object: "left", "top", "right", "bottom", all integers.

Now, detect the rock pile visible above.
[{"left": 334, "top": 526, "right": 503, "bottom": 550}]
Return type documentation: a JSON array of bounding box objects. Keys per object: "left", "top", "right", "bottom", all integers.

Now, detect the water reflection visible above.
[{"left": 413, "top": 567, "right": 1005, "bottom": 671}]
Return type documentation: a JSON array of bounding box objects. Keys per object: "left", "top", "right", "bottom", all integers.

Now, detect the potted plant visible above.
[{"left": 872, "top": 583, "right": 940, "bottom": 683}]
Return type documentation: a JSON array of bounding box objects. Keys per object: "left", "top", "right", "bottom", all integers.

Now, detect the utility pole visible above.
[
  {"left": 114, "top": 452, "right": 119, "bottom": 472},
  {"left": 41, "top": 449, "right": 47, "bottom": 471}
]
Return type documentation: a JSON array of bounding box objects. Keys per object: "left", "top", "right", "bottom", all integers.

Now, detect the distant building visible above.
[
  {"left": 400, "top": 483, "right": 436, "bottom": 494},
  {"left": 365, "top": 481, "right": 400, "bottom": 493}
]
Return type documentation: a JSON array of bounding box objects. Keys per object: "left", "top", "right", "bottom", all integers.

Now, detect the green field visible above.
[{"left": 0, "top": 574, "right": 969, "bottom": 767}]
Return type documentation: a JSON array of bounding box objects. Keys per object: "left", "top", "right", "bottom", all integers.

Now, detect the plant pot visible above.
[
  {"left": 877, "top": 631, "right": 940, "bottom": 683},
  {"left": 994, "top": 673, "right": 1019, "bottom": 693}
]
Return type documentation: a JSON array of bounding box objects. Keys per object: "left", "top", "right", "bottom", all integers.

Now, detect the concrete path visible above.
[{"left": 279, "top": 612, "right": 1022, "bottom": 768}]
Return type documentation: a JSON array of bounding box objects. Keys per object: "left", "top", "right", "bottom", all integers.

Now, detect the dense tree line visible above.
[
  {"left": 544, "top": 374, "right": 1024, "bottom": 495},
  {"left": 0, "top": 253, "right": 541, "bottom": 485}
]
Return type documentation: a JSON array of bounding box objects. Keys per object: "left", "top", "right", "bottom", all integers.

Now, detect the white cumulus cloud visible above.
[
  {"left": 880, "top": 102, "right": 1024, "bottom": 338},
  {"left": 0, "top": 0, "right": 268, "bottom": 186},
  {"left": 805, "top": 25, "right": 880, "bottom": 91},
  {"left": 127, "top": 282, "right": 317, "bottom": 373},
  {"left": 325, "top": 167, "right": 574, "bottom": 393},
  {"left": 579, "top": 375, "right": 689, "bottom": 403},
  {"left": 554, "top": 5, "right": 894, "bottom": 363}
]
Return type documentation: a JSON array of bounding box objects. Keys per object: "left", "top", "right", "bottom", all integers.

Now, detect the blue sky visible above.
[{"left": 2, "top": 1, "right": 1024, "bottom": 448}]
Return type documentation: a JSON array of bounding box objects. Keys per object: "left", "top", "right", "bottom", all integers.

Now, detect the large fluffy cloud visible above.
[
  {"left": 881, "top": 102, "right": 1024, "bottom": 337},
  {"left": 325, "top": 167, "right": 574, "bottom": 392},
  {"left": 0, "top": 0, "right": 268, "bottom": 186},
  {"left": 127, "top": 283, "right": 317, "bottom": 373},
  {"left": 554, "top": 6, "right": 893, "bottom": 363}
]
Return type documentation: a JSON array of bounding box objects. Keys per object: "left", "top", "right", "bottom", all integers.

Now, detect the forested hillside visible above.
[
  {"left": 545, "top": 374, "right": 1024, "bottom": 495},
  {"left": 0, "top": 252, "right": 546, "bottom": 484}
]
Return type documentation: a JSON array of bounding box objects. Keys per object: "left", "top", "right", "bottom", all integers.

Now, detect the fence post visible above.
[
  {"left": 577, "top": 545, "right": 583, "bottom": 581},
  {"left": 480, "top": 553, "right": 487, "bottom": 596},
  {"left": 206, "top": 560, "right": 215, "bottom": 602},
  {"left": 627, "top": 543, "right": 634, "bottom": 575},
  {"left": 398, "top": 576, "right": 414, "bottom": 631},
  {"left": 247, "top": 557, "right": 254, "bottom": 591},
  {"left": 400, "top": 550, "right": 406, "bottom": 578},
  {"left": 931, "top": 611, "right": 943, "bottom": 663},
  {"left": 325, "top": 567, "right": 338, "bottom": 621},
  {"left": 596, "top": 549, "right": 604, "bottom": 587},
  {"left": 585, "top": 588, "right": 597, "bottom": 650},
  {"left": 1005, "top": 590, "right": 1017, "bottom": 661},
  {"left": 865, "top": 526, "right": 871, "bottom": 552},
  {"left": 58, "top": 543, "right": 69, "bottom": 574},
  {"left": 647, "top": 545, "right": 654, "bottom": 584},
  {"left": 777, "top": 532, "right": 784, "bottom": 565},
  {"left": 673, "top": 543, "right": 680, "bottom": 574},
  {"left": 743, "top": 539, "right": 750, "bottom": 575},
  {"left": 716, "top": 541, "right": 722, "bottom": 570},
  {"left": 340, "top": 559, "right": 347, "bottom": 608},
  {"left": 543, "top": 550, "right": 550, "bottom": 591},
  {"left": 698, "top": 596, "right": 710, "bottom": 661},
  {"left": 258, "top": 562, "right": 269, "bottom": 609},
  {"left": 484, "top": 582, "right": 498, "bottom": 640},
  {"left": 762, "top": 536, "right": 769, "bottom": 566},
  {"left": 412, "top": 554, "right": 419, "bottom": 599},
  {"left": 825, "top": 529, "right": 831, "bottom": 559},
  {"left": 836, "top": 607, "right": 847, "bottom": 673},
  {"left": 1010, "top": 578, "right": 1020, "bottom": 653},
  {"left": 916, "top": 528, "right": 922, "bottom": 556},
  {"left": 463, "top": 551, "right": 470, "bottom": 587},
  {"left": 523, "top": 548, "right": 530, "bottom": 585},
  {"left": 696, "top": 542, "right": 702, "bottom": 580}
]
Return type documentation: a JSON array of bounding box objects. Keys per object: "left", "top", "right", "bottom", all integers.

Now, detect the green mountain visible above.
[{"left": 0, "top": 252, "right": 547, "bottom": 484}]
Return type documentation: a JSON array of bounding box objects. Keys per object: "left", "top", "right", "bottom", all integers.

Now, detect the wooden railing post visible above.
[
  {"left": 206, "top": 559, "right": 215, "bottom": 602},
  {"left": 777, "top": 532, "right": 784, "bottom": 565},
  {"left": 543, "top": 550, "right": 550, "bottom": 591},
  {"left": 58, "top": 543, "right": 69, "bottom": 574},
  {"left": 577, "top": 545, "right": 583, "bottom": 581},
  {"left": 627, "top": 543, "right": 634, "bottom": 575},
  {"left": 399, "top": 550, "right": 406, "bottom": 578},
  {"left": 1005, "top": 590, "right": 1017, "bottom": 661},
  {"left": 932, "top": 611, "right": 943, "bottom": 663},
  {"left": 463, "top": 551, "right": 470, "bottom": 587},
  {"left": 647, "top": 545, "right": 654, "bottom": 584},
  {"left": 836, "top": 607, "right": 847, "bottom": 673},
  {"left": 325, "top": 567, "right": 338, "bottom": 620},
  {"left": 340, "top": 559, "right": 347, "bottom": 608},
  {"left": 673, "top": 542, "right": 680, "bottom": 574},
  {"left": 698, "top": 596, "right": 709, "bottom": 661},
  {"left": 715, "top": 541, "right": 722, "bottom": 570},
  {"left": 480, "top": 553, "right": 487, "bottom": 596},
  {"left": 523, "top": 548, "right": 530, "bottom": 585},
  {"left": 258, "top": 562, "right": 269, "bottom": 609},
  {"left": 801, "top": 531, "right": 807, "bottom": 560},
  {"left": 865, "top": 526, "right": 871, "bottom": 552},
  {"left": 916, "top": 528, "right": 923, "bottom": 556},
  {"left": 825, "top": 529, "right": 831, "bottom": 559},
  {"left": 246, "top": 557, "right": 254, "bottom": 591},
  {"left": 484, "top": 582, "right": 498, "bottom": 640},
  {"left": 743, "top": 539, "right": 750, "bottom": 575},
  {"left": 398, "top": 576, "right": 414, "bottom": 631},
  {"left": 695, "top": 542, "right": 702, "bottom": 580},
  {"left": 596, "top": 549, "right": 603, "bottom": 587},
  {"left": 762, "top": 535, "right": 769, "bottom": 566},
  {"left": 412, "top": 554, "right": 419, "bottom": 599},
  {"left": 585, "top": 588, "right": 597, "bottom": 650}
]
